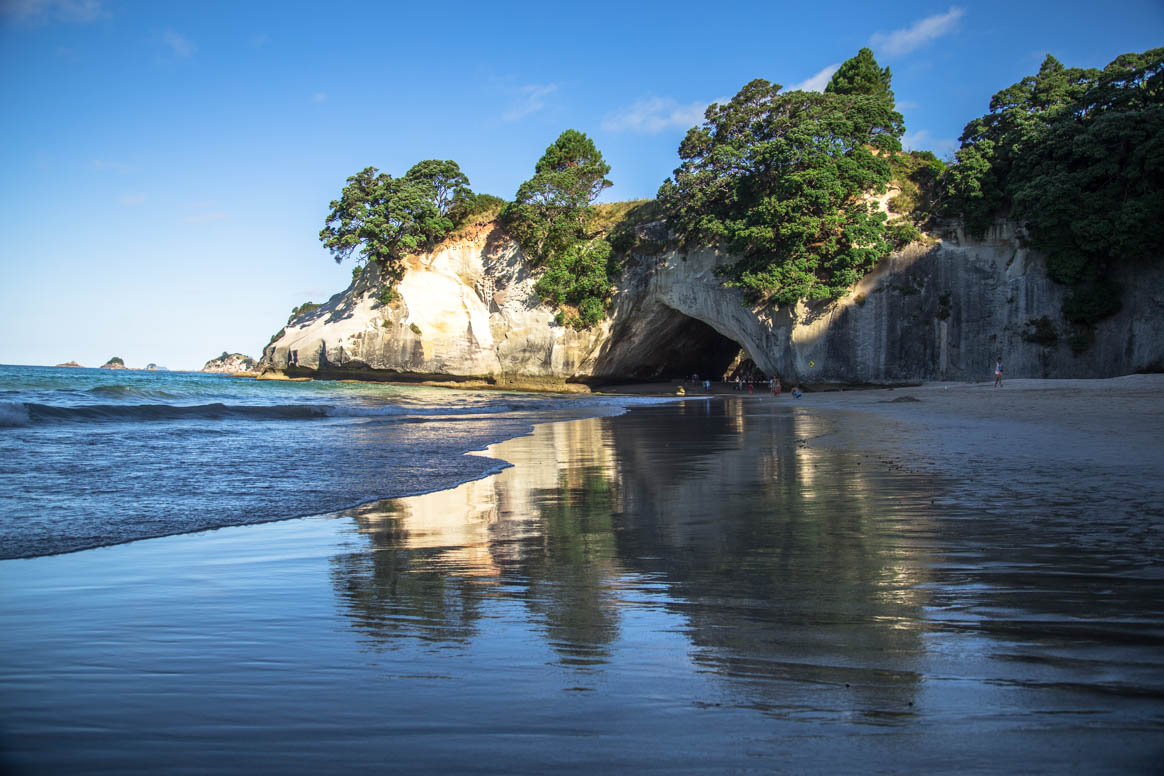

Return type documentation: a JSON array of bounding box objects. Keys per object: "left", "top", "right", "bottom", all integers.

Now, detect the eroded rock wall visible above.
[
  {"left": 261, "top": 225, "right": 609, "bottom": 383},
  {"left": 261, "top": 220, "right": 1164, "bottom": 385}
]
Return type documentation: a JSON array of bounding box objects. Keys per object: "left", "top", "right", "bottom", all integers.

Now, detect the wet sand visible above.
[{"left": 1, "top": 378, "right": 1162, "bottom": 773}]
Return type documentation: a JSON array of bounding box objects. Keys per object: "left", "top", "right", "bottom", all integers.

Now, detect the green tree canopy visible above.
[
  {"left": 404, "top": 160, "right": 470, "bottom": 218},
  {"left": 943, "top": 48, "right": 1164, "bottom": 327},
  {"left": 502, "top": 130, "right": 617, "bottom": 329},
  {"left": 319, "top": 159, "right": 472, "bottom": 286},
  {"left": 659, "top": 60, "right": 906, "bottom": 306},
  {"left": 825, "top": 47, "right": 895, "bottom": 105},
  {"left": 502, "top": 129, "right": 612, "bottom": 263}
]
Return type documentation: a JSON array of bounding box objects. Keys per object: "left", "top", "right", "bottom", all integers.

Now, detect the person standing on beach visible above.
[{"left": 994, "top": 356, "right": 1004, "bottom": 387}]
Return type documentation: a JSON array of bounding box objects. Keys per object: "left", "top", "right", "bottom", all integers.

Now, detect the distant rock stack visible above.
[
  {"left": 54, "top": 361, "right": 84, "bottom": 368},
  {"left": 100, "top": 357, "right": 127, "bottom": 370},
  {"left": 201, "top": 352, "right": 257, "bottom": 374}
]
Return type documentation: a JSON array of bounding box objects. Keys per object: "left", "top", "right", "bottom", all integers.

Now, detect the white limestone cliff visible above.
[{"left": 260, "top": 220, "right": 1164, "bottom": 386}]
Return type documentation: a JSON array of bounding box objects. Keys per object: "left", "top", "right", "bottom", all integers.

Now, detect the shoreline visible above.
[
  {"left": 2, "top": 376, "right": 1162, "bottom": 772},
  {"left": 0, "top": 384, "right": 677, "bottom": 562},
  {"left": 6, "top": 374, "right": 1161, "bottom": 562}
]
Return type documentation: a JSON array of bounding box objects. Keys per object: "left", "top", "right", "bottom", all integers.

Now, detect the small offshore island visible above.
[{"left": 3, "top": 37, "right": 1163, "bottom": 776}]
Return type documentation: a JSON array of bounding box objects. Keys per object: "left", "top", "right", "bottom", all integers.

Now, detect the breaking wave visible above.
[
  {"left": 0, "top": 401, "right": 523, "bottom": 426},
  {"left": 0, "top": 402, "right": 31, "bottom": 427}
]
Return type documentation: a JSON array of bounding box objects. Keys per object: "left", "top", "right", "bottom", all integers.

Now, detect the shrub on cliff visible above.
[
  {"left": 319, "top": 159, "right": 473, "bottom": 289},
  {"left": 658, "top": 49, "right": 906, "bottom": 307},
  {"left": 942, "top": 48, "right": 1164, "bottom": 327},
  {"left": 502, "top": 130, "right": 616, "bottom": 328},
  {"left": 288, "top": 301, "right": 319, "bottom": 323}
]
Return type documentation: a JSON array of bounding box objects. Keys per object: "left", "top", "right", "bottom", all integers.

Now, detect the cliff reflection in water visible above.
[{"left": 330, "top": 400, "right": 938, "bottom": 713}]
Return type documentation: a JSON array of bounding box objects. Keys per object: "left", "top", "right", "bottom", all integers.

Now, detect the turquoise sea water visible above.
[
  {"left": 2, "top": 368, "right": 1162, "bottom": 772},
  {"left": 0, "top": 365, "right": 662, "bottom": 559},
  {"left": 1, "top": 401, "right": 1161, "bottom": 773}
]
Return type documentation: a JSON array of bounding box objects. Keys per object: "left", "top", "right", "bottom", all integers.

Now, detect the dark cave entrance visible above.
[{"left": 606, "top": 309, "right": 746, "bottom": 383}]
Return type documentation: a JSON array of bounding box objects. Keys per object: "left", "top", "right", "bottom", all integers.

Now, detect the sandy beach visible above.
[
  {"left": 609, "top": 374, "right": 1164, "bottom": 494},
  {"left": 2, "top": 376, "right": 1162, "bottom": 773}
]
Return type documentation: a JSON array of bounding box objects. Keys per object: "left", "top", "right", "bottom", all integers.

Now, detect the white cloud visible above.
[
  {"left": 183, "top": 211, "right": 227, "bottom": 224},
  {"left": 602, "top": 95, "right": 730, "bottom": 134},
  {"left": 90, "top": 158, "right": 134, "bottom": 174},
  {"left": 119, "top": 193, "right": 145, "bottom": 207},
  {"left": 871, "top": 7, "right": 964, "bottom": 57},
  {"left": 501, "top": 83, "right": 558, "bottom": 122},
  {"left": 162, "top": 29, "right": 196, "bottom": 58},
  {"left": 902, "top": 129, "right": 958, "bottom": 157},
  {"left": 312, "top": 92, "right": 327, "bottom": 103},
  {"left": 2, "top": 0, "right": 103, "bottom": 23},
  {"left": 788, "top": 63, "right": 841, "bottom": 93}
]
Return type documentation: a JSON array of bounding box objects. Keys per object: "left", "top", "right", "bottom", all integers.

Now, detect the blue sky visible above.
[{"left": 2, "top": 0, "right": 1161, "bottom": 370}]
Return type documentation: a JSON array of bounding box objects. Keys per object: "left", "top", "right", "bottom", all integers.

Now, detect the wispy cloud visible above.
[
  {"left": 602, "top": 96, "right": 727, "bottom": 134},
  {"left": 311, "top": 92, "right": 327, "bottom": 103},
  {"left": 183, "top": 211, "right": 227, "bottom": 224},
  {"left": 501, "top": 83, "right": 558, "bottom": 122},
  {"left": 249, "top": 32, "right": 270, "bottom": 48},
  {"left": 871, "top": 7, "right": 964, "bottom": 57},
  {"left": 2, "top": 0, "right": 104, "bottom": 24},
  {"left": 162, "top": 29, "right": 196, "bottom": 58},
  {"left": 788, "top": 63, "right": 842, "bottom": 93},
  {"left": 902, "top": 129, "right": 958, "bottom": 158},
  {"left": 90, "top": 158, "right": 134, "bottom": 174},
  {"left": 118, "top": 193, "right": 145, "bottom": 207}
]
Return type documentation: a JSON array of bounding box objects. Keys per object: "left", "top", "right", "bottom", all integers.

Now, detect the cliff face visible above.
[
  {"left": 262, "top": 223, "right": 609, "bottom": 384},
  {"left": 260, "top": 221, "right": 1164, "bottom": 385}
]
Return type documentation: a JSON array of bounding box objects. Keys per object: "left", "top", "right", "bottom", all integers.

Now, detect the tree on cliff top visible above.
[
  {"left": 942, "top": 47, "right": 1164, "bottom": 330},
  {"left": 501, "top": 130, "right": 616, "bottom": 329},
  {"left": 319, "top": 160, "right": 471, "bottom": 289},
  {"left": 825, "top": 47, "right": 895, "bottom": 106},
  {"left": 658, "top": 49, "right": 906, "bottom": 306},
  {"left": 501, "top": 129, "right": 612, "bottom": 263}
]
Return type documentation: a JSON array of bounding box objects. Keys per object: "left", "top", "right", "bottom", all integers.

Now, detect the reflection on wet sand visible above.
[{"left": 332, "top": 400, "right": 939, "bottom": 715}]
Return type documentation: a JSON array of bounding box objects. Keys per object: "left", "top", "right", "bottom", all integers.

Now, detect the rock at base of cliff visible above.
[{"left": 202, "top": 352, "right": 257, "bottom": 373}]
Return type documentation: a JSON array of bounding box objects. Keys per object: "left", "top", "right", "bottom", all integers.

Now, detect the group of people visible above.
[
  {"left": 679, "top": 355, "right": 1005, "bottom": 398},
  {"left": 731, "top": 375, "right": 801, "bottom": 398},
  {"left": 684, "top": 374, "right": 712, "bottom": 391}
]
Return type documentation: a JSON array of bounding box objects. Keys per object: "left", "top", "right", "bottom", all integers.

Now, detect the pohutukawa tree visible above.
[
  {"left": 942, "top": 47, "right": 1164, "bottom": 331},
  {"left": 658, "top": 48, "right": 907, "bottom": 307},
  {"left": 319, "top": 160, "right": 471, "bottom": 292}
]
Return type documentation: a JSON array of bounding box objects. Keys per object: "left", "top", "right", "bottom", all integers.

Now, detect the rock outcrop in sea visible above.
[
  {"left": 100, "top": 357, "right": 127, "bottom": 370},
  {"left": 260, "top": 219, "right": 1164, "bottom": 386},
  {"left": 202, "top": 352, "right": 257, "bottom": 373},
  {"left": 55, "top": 361, "right": 84, "bottom": 368}
]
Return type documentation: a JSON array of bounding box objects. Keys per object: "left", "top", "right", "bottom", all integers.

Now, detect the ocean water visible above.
[
  {"left": 2, "top": 401, "right": 1161, "bottom": 773},
  {"left": 0, "top": 365, "right": 665, "bottom": 559},
  {"left": 2, "top": 375, "right": 1162, "bottom": 772}
]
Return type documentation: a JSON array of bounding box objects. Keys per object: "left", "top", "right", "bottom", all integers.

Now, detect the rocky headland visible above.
[
  {"left": 202, "top": 352, "right": 257, "bottom": 374},
  {"left": 259, "top": 219, "right": 1164, "bottom": 388}
]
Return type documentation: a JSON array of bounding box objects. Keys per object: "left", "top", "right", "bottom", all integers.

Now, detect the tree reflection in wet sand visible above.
[{"left": 329, "top": 399, "right": 1163, "bottom": 768}]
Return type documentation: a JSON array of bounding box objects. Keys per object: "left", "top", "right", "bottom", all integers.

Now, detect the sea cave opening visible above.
[{"left": 605, "top": 309, "right": 749, "bottom": 384}]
